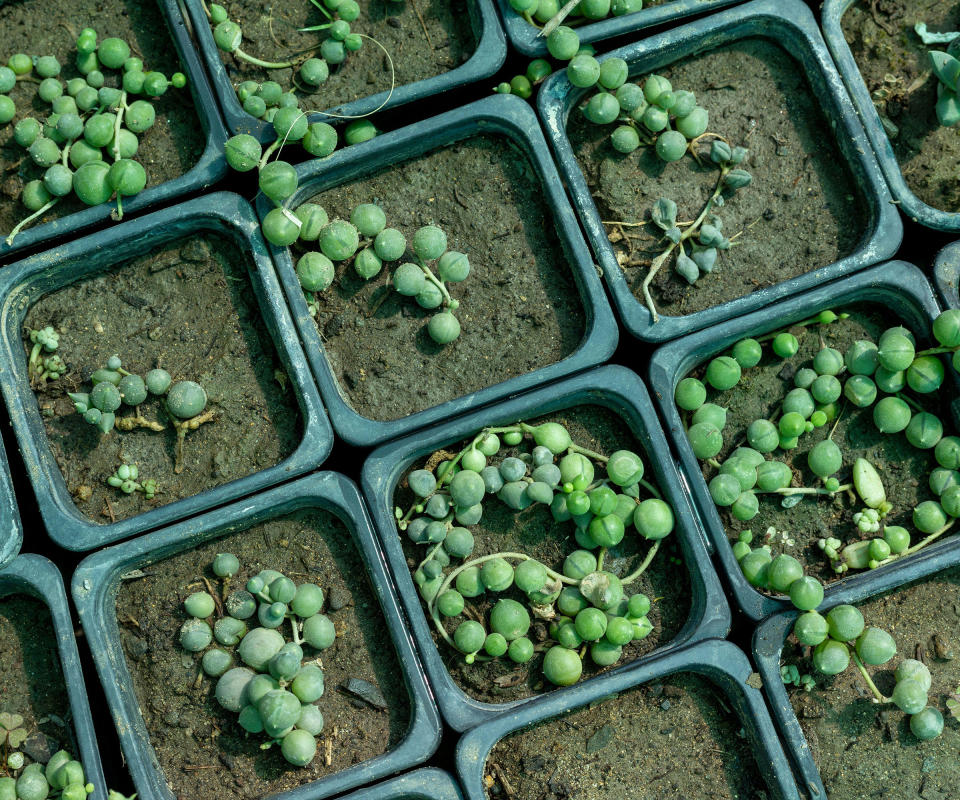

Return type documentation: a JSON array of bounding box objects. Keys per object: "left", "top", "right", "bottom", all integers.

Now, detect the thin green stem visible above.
[
  {"left": 638, "top": 479, "right": 663, "bottom": 500},
  {"left": 419, "top": 262, "right": 453, "bottom": 305},
  {"left": 290, "top": 616, "right": 302, "bottom": 646},
  {"left": 755, "top": 483, "right": 852, "bottom": 497},
  {"left": 112, "top": 91, "right": 128, "bottom": 162},
  {"left": 915, "top": 345, "right": 957, "bottom": 358},
  {"left": 596, "top": 547, "right": 606, "bottom": 572},
  {"left": 620, "top": 540, "right": 661, "bottom": 585},
  {"left": 5, "top": 198, "right": 59, "bottom": 245},
  {"left": 234, "top": 47, "right": 296, "bottom": 70},
  {"left": 538, "top": 0, "right": 582, "bottom": 37},
  {"left": 851, "top": 649, "right": 890, "bottom": 703},
  {"left": 878, "top": 520, "right": 955, "bottom": 566},
  {"left": 896, "top": 392, "right": 926, "bottom": 413},
  {"left": 257, "top": 138, "right": 282, "bottom": 171}
]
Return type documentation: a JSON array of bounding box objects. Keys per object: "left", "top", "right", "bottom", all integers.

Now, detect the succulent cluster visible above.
[
  {"left": 292, "top": 203, "right": 469, "bottom": 345},
  {"left": 105, "top": 462, "right": 157, "bottom": 500},
  {"left": 396, "top": 419, "right": 674, "bottom": 687},
  {"left": 26, "top": 327, "right": 65, "bottom": 387},
  {"left": 493, "top": 57, "right": 553, "bottom": 99},
  {"left": 509, "top": 0, "right": 643, "bottom": 29},
  {"left": 178, "top": 554, "right": 337, "bottom": 767},
  {"left": 0, "top": 30, "right": 186, "bottom": 244},
  {"left": 928, "top": 47, "right": 960, "bottom": 127},
  {"left": 0, "top": 712, "right": 94, "bottom": 800},
  {"left": 678, "top": 308, "right": 960, "bottom": 577}
]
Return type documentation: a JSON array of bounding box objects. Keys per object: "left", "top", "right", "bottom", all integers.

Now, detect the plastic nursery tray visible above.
[
  {"left": 361, "top": 364, "right": 730, "bottom": 732},
  {"left": 336, "top": 768, "right": 464, "bottom": 800},
  {"left": 495, "top": 0, "right": 748, "bottom": 58},
  {"left": 456, "top": 638, "right": 802, "bottom": 800},
  {"left": 933, "top": 241, "right": 960, "bottom": 309},
  {"left": 537, "top": 0, "right": 902, "bottom": 344},
  {"left": 753, "top": 544, "right": 960, "bottom": 800},
  {"left": 181, "top": 0, "right": 506, "bottom": 143},
  {"left": 0, "top": 192, "right": 332, "bottom": 552},
  {"left": 648, "top": 259, "right": 955, "bottom": 622},
  {"left": 71, "top": 471, "right": 441, "bottom": 800},
  {"left": 823, "top": 0, "right": 960, "bottom": 232},
  {"left": 0, "top": 554, "right": 107, "bottom": 800},
  {"left": 0, "top": 429, "right": 23, "bottom": 570},
  {"left": 0, "top": 0, "right": 229, "bottom": 266},
  {"left": 261, "top": 92, "right": 618, "bottom": 448}
]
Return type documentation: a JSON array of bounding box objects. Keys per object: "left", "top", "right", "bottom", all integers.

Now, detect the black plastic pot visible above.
[
  {"left": 753, "top": 544, "right": 960, "bottom": 800},
  {"left": 537, "top": 0, "right": 902, "bottom": 343},
  {"left": 260, "top": 93, "right": 618, "bottom": 448},
  {"left": 0, "top": 554, "right": 107, "bottom": 800},
  {"left": 182, "top": 0, "right": 506, "bottom": 143},
  {"left": 933, "top": 241, "right": 960, "bottom": 309},
  {"left": 0, "top": 0, "right": 229, "bottom": 265},
  {"left": 0, "top": 432, "right": 23, "bottom": 570},
  {"left": 0, "top": 192, "right": 332, "bottom": 552},
  {"left": 496, "top": 0, "right": 747, "bottom": 58},
  {"left": 456, "top": 639, "right": 802, "bottom": 800},
  {"left": 337, "top": 768, "right": 463, "bottom": 800},
  {"left": 648, "top": 260, "right": 951, "bottom": 622},
  {"left": 361, "top": 364, "right": 730, "bottom": 732},
  {"left": 822, "top": 0, "right": 960, "bottom": 232},
  {"left": 71, "top": 471, "right": 441, "bottom": 800}
]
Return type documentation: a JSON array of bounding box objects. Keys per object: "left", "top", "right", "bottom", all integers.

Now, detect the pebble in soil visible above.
[
  {"left": 0, "top": 0, "right": 205, "bottom": 238},
  {"left": 116, "top": 510, "right": 411, "bottom": 800},
  {"left": 569, "top": 38, "right": 866, "bottom": 318},
  {"left": 486, "top": 673, "right": 768, "bottom": 800},
  {"left": 396, "top": 405, "right": 691, "bottom": 703},
  {"left": 841, "top": 0, "right": 960, "bottom": 214},
  {"left": 302, "top": 134, "right": 587, "bottom": 421},
  {"left": 787, "top": 565, "right": 960, "bottom": 800},
  {"left": 24, "top": 234, "right": 302, "bottom": 524}
]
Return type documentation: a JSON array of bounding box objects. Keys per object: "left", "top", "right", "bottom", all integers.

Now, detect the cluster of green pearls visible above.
[
  {"left": 180, "top": 555, "right": 337, "bottom": 767},
  {"left": 397, "top": 419, "right": 674, "bottom": 687},
  {"left": 0, "top": 30, "right": 186, "bottom": 244},
  {"left": 0, "top": 738, "right": 95, "bottom": 800},
  {"left": 493, "top": 57, "right": 555, "bottom": 99},
  {"left": 106, "top": 462, "right": 157, "bottom": 500},
  {"left": 26, "top": 326, "right": 65, "bottom": 386},
  {"left": 509, "top": 0, "right": 644, "bottom": 28}
]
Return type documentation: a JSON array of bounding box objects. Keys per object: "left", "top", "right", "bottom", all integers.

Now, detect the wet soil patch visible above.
[
  {"left": 116, "top": 510, "right": 411, "bottom": 800},
  {"left": 0, "top": 0, "right": 206, "bottom": 242},
  {"left": 690, "top": 306, "right": 953, "bottom": 585},
  {"left": 786, "top": 566, "right": 960, "bottom": 800},
  {"left": 24, "top": 233, "right": 301, "bottom": 523},
  {"left": 569, "top": 38, "right": 866, "bottom": 318},
  {"left": 220, "top": 0, "right": 475, "bottom": 111},
  {"left": 486, "top": 673, "right": 767, "bottom": 800},
  {"left": 841, "top": 0, "right": 960, "bottom": 213},
  {"left": 394, "top": 405, "right": 691, "bottom": 705},
  {"left": 302, "top": 134, "right": 587, "bottom": 421}
]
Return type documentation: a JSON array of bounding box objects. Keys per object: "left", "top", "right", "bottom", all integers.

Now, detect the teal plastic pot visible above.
[
  {"left": 537, "top": 0, "right": 902, "bottom": 342},
  {"left": 71, "top": 472, "right": 441, "bottom": 800},
  {"left": 0, "top": 554, "right": 107, "bottom": 800},
  {"left": 337, "top": 768, "right": 463, "bottom": 800},
  {"left": 361, "top": 364, "right": 729, "bottom": 731},
  {"left": 934, "top": 241, "right": 960, "bottom": 309},
  {"left": 0, "top": 192, "right": 331, "bottom": 551}
]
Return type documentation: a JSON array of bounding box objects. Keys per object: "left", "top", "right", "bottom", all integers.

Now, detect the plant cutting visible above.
[
  {"left": 395, "top": 418, "right": 674, "bottom": 687},
  {"left": 0, "top": 29, "right": 187, "bottom": 244}
]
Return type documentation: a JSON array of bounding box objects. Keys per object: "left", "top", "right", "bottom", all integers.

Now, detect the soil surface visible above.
[
  {"left": 486, "top": 673, "right": 768, "bottom": 800},
  {"left": 301, "top": 134, "right": 587, "bottom": 421},
  {"left": 0, "top": 0, "right": 205, "bottom": 243},
  {"left": 24, "top": 233, "right": 301, "bottom": 524},
  {"left": 219, "top": 0, "right": 475, "bottom": 112},
  {"left": 116, "top": 510, "right": 411, "bottom": 800},
  {"left": 786, "top": 566, "right": 960, "bottom": 800},
  {"left": 569, "top": 38, "right": 866, "bottom": 319},
  {"left": 394, "top": 405, "right": 692, "bottom": 705},
  {"left": 0, "top": 595, "right": 78, "bottom": 765},
  {"left": 691, "top": 307, "right": 953, "bottom": 586},
  {"left": 842, "top": 0, "right": 960, "bottom": 214}
]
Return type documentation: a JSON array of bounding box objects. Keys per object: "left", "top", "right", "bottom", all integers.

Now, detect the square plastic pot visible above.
[
  {"left": 823, "top": 0, "right": 960, "bottom": 232},
  {"left": 456, "top": 639, "right": 803, "bottom": 800},
  {"left": 0, "top": 192, "right": 332, "bottom": 552},
  {"left": 337, "top": 768, "right": 463, "bottom": 800},
  {"left": 183, "top": 0, "right": 506, "bottom": 143},
  {"left": 361, "top": 364, "right": 730, "bottom": 732},
  {"left": 537, "top": 0, "right": 902, "bottom": 343},
  {"left": 934, "top": 241, "right": 960, "bottom": 309},
  {"left": 648, "top": 260, "right": 952, "bottom": 622},
  {"left": 0, "top": 0, "right": 229, "bottom": 265},
  {"left": 70, "top": 471, "right": 442, "bottom": 800},
  {"left": 753, "top": 542, "right": 960, "bottom": 800},
  {"left": 261, "top": 93, "right": 618, "bottom": 448},
  {"left": 0, "top": 554, "right": 107, "bottom": 800},
  {"left": 496, "top": 0, "right": 748, "bottom": 58}
]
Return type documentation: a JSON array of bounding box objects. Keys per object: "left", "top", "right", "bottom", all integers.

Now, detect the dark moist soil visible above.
[
  {"left": 302, "top": 134, "right": 587, "bottom": 421},
  {"left": 115, "top": 510, "right": 411, "bottom": 800},
  {"left": 222, "top": 0, "right": 475, "bottom": 111},
  {"left": 842, "top": 0, "right": 960, "bottom": 214},
  {"left": 486, "top": 673, "right": 768, "bottom": 800},
  {"left": 691, "top": 306, "right": 952, "bottom": 586},
  {"left": 569, "top": 38, "right": 866, "bottom": 318},
  {"left": 395, "top": 406, "right": 692, "bottom": 705},
  {"left": 785, "top": 566, "right": 960, "bottom": 800},
  {"left": 0, "top": 0, "right": 205, "bottom": 242},
  {"left": 0, "top": 595, "right": 78, "bottom": 763},
  {"left": 24, "top": 233, "right": 301, "bottom": 524}
]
